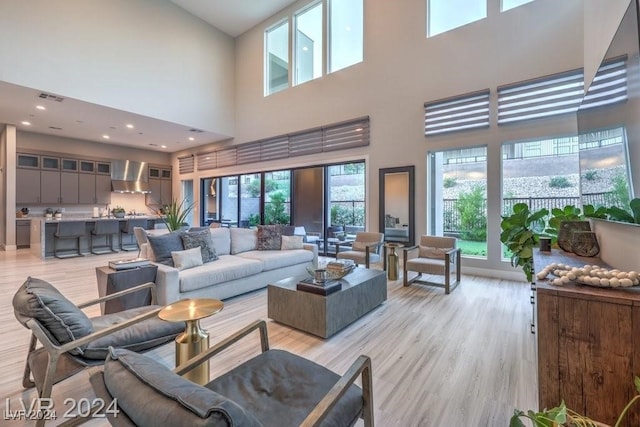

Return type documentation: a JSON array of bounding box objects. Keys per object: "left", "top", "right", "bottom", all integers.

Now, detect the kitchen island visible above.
[{"left": 31, "top": 216, "right": 161, "bottom": 259}]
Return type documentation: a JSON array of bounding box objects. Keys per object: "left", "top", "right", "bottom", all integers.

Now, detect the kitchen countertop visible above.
[{"left": 39, "top": 215, "right": 159, "bottom": 223}]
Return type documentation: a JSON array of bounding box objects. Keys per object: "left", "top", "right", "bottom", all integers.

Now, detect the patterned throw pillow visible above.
[
  {"left": 147, "top": 232, "right": 185, "bottom": 266},
  {"left": 181, "top": 230, "right": 218, "bottom": 263},
  {"left": 257, "top": 225, "right": 284, "bottom": 250}
]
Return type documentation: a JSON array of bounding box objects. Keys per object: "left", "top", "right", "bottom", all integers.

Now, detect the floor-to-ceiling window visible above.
[
  {"left": 240, "top": 173, "right": 261, "bottom": 227},
  {"left": 430, "top": 147, "right": 488, "bottom": 257},
  {"left": 264, "top": 170, "right": 291, "bottom": 224}
]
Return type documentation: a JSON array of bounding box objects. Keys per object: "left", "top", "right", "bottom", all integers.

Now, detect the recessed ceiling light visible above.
[
  {"left": 161, "top": 145, "right": 167, "bottom": 149},
  {"left": 21, "top": 121, "right": 31, "bottom": 126},
  {"left": 36, "top": 105, "right": 46, "bottom": 110},
  {"left": 102, "top": 134, "right": 110, "bottom": 139},
  {"left": 188, "top": 137, "right": 195, "bottom": 141},
  {"left": 126, "top": 124, "right": 134, "bottom": 129}
]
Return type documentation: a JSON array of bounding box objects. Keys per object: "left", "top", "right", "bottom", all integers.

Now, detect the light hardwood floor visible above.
[{"left": 0, "top": 249, "right": 538, "bottom": 426}]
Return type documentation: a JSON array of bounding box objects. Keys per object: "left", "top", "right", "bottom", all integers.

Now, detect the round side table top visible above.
[{"left": 159, "top": 298, "right": 224, "bottom": 323}]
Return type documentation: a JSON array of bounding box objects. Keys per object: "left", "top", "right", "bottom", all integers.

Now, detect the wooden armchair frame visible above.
[{"left": 403, "top": 246, "right": 461, "bottom": 294}]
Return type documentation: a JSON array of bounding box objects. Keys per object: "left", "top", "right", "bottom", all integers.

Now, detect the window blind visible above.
[
  {"left": 497, "top": 70, "right": 584, "bottom": 124},
  {"left": 323, "top": 118, "right": 370, "bottom": 151},
  {"left": 196, "top": 152, "right": 217, "bottom": 171},
  {"left": 177, "top": 155, "right": 194, "bottom": 174},
  {"left": 580, "top": 57, "right": 627, "bottom": 110},
  {"left": 424, "top": 90, "right": 490, "bottom": 136}
]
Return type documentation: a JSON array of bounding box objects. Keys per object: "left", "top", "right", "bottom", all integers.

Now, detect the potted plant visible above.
[
  {"left": 510, "top": 376, "right": 640, "bottom": 426},
  {"left": 154, "top": 199, "right": 194, "bottom": 232},
  {"left": 44, "top": 208, "right": 53, "bottom": 219},
  {"left": 111, "top": 206, "right": 126, "bottom": 218},
  {"left": 500, "top": 203, "right": 548, "bottom": 282}
]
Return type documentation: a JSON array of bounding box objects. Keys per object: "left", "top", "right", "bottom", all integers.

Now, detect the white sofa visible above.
[{"left": 141, "top": 227, "right": 318, "bottom": 305}]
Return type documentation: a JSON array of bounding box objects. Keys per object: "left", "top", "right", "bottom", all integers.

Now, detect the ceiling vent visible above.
[
  {"left": 189, "top": 128, "right": 204, "bottom": 133},
  {"left": 38, "top": 93, "right": 64, "bottom": 102}
]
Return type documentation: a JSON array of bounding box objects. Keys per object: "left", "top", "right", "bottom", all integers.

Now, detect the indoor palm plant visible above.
[{"left": 154, "top": 199, "right": 194, "bottom": 232}]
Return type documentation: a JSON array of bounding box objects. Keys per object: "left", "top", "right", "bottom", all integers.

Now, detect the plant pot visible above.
[{"left": 113, "top": 212, "right": 125, "bottom": 218}]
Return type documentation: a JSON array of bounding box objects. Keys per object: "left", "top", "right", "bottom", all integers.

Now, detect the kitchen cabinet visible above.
[
  {"left": 535, "top": 250, "right": 640, "bottom": 427},
  {"left": 146, "top": 166, "right": 172, "bottom": 206},
  {"left": 16, "top": 153, "right": 111, "bottom": 206},
  {"left": 16, "top": 220, "right": 30, "bottom": 248},
  {"left": 16, "top": 168, "right": 41, "bottom": 204}
]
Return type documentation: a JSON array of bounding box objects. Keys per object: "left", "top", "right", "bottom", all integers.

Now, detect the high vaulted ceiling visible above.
[{"left": 1, "top": 1, "right": 298, "bottom": 153}]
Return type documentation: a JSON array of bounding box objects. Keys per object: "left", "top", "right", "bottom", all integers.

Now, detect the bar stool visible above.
[
  {"left": 54, "top": 222, "right": 86, "bottom": 258},
  {"left": 121, "top": 218, "right": 148, "bottom": 252},
  {"left": 91, "top": 219, "right": 120, "bottom": 255}
]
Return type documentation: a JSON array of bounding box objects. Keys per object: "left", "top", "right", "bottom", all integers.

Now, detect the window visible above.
[
  {"left": 428, "top": 0, "right": 486, "bottom": 37},
  {"left": 430, "top": 147, "right": 487, "bottom": 257},
  {"left": 266, "top": 21, "right": 289, "bottom": 95},
  {"left": 329, "top": 0, "right": 363, "bottom": 73},
  {"left": 295, "top": 3, "right": 323, "bottom": 85},
  {"left": 265, "top": 0, "right": 363, "bottom": 94},
  {"left": 501, "top": 0, "right": 533, "bottom": 12},
  {"left": 264, "top": 170, "right": 291, "bottom": 224},
  {"left": 240, "top": 174, "right": 261, "bottom": 226}
]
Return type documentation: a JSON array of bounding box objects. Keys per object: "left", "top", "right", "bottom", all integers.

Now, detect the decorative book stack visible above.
[{"left": 296, "top": 278, "right": 342, "bottom": 296}]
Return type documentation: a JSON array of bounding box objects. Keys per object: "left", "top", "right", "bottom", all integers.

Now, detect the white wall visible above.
[
  {"left": 0, "top": 0, "right": 236, "bottom": 136},
  {"left": 226, "top": 0, "right": 585, "bottom": 276},
  {"left": 1, "top": 125, "right": 17, "bottom": 250}
]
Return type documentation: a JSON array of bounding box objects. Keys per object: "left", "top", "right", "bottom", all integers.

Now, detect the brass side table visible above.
[
  {"left": 385, "top": 243, "right": 404, "bottom": 280},
  {"left": 158, "top": 298, "right": 223, "bottom": 385}
]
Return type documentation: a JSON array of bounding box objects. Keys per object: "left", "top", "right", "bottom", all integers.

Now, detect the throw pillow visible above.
[
  {"left": 147, "top": 232, "right": 185, "bottom": 266},
  {"left": 418, "top": 245, "right": 449, "bottom": 259},
  {"left": 103, "top": 348, "right": 262, "bottom": 426},
  {"left": 257, "top": 225, "right": 284, "bottom": 250},
  {"left": 171, "top": 247, "right": 204, "bottom": 271},
  {"left": 181, "top": 230, "right": 218, "bottom": 263},
  {"left": 230, "top": 228, "right": 258, "bottom": 254},
  {"left": 12, "top": 277, "right": 94, "bottom": 355},
  {"left": 281, "top": 235, "right": 304, "bottom": 250}
]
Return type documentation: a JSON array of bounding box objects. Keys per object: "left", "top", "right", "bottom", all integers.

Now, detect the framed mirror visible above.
[{"left": 379, "top": 166, "right": 415, "bottom": 247}]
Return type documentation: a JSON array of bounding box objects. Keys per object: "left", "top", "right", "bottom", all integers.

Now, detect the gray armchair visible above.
[
  {"left": 12, "top": 277, "right": 184, "bottom": 427},
  {"left": 403, "top": 235, "right": 461, "bottom": 294},
  {"left": 90, "top": 320, "right": 374, "bottom": 427},
  {"left": 336, "top": 232, "right": 385, "bottom": 268}
]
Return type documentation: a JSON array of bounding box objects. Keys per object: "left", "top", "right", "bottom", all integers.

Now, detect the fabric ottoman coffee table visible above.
[{"left": 268, "top": 267, "right": 387, "bottom": 338}]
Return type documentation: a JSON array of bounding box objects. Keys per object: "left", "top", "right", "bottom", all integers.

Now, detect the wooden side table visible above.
[
  {"left": 159, "top": 298, "right": 224, "bottom": 385},
  {"left": 95, "top": 265, "right": 158, "bottom": 314}
]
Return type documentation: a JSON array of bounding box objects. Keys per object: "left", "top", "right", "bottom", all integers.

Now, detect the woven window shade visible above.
[
  {"left": 323, "top": 118, "right": 370, "bottom": 151},
  {"left": 196, "top": 152, "right": 217, "bottom": 171},
  {"left": 424, "top": 90, "right": 490, "bottom": 135},
  {"left": 177, "top": 155, "right": 194, "bottom": 174},
  {"left": 580, "top": 56, "right": 627, "bottom": 111}
]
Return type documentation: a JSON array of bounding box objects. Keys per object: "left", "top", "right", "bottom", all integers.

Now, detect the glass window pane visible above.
[
  {"left": 428, "top": 0, "right": 486, "bottom": 37},
  {"left": 220, "top": 176, "right": 238, "bottom": 227},
  {"left": 328, "top": 162, "right": 365, "bottom": 231},
  {"left": 202, "top": 178, "right": 218, "bottom": 225},
  {"left": 430, "top": 147, "right": 487, "bottom": 258},
  {"left": 264, "top": 170, "right": 291, "bottom": 224},
  {"left": 502, "top": 137, "right": 580, "bottom": 259},
  {"left": 295, "top": 3, "right": 323, "bottom": 85},
  {"left": 579, "top": 127, "right": 633, "bottom": 210},
  {"left": 266, "top": 21, "right": 289, "bottom": 95},
  {"left": 329, "top": 0, "right": 363, "bottom": 73},
  {"left": 240, "top": 174, "right": 261, "bottom": 227},
  {"left": 502, "top": 0, "right": 534, "bottom": 12}
]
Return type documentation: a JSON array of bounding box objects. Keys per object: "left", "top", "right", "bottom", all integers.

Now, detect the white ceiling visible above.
[
  {"left": 170, "top": 0, "right": 298, "bottom": 37},
  {"left": 0, "top": 1, "right": 298, "bottom": 153}
]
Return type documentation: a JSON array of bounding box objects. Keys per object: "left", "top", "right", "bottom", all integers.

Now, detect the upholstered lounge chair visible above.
[
  {"left": 12, "top": 277, "right": 184, "bottom": 427},
  {"left": 336, "top": 232, "right": 385, "bottom": 268},
  {"left": 403, "top": 235, "right": 461, "bottom": 294},
  {"left": 90, "top": 320, "right": 374, "bottom": 427}
]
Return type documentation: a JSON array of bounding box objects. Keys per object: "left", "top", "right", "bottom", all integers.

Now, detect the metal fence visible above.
[{"left": 443, "top": 192, "right": 618, "bottom": 235}]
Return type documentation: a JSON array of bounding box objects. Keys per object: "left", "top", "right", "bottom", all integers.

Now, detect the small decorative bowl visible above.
[{"left": 306, "top": 264, "right": 354, "bottom": 282}]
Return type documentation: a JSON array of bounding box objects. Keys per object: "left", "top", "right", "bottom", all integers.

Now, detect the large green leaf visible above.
[
  {"left": 607, "top": 206, "right": 635, "bottom": 223},
  {"left": 630, "top": 198, "right": 640, "bottom": 224}
]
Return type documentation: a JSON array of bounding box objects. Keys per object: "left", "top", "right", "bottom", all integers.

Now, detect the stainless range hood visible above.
[{"left": 111, "top": 160, "right": 151, "bottom": 193}]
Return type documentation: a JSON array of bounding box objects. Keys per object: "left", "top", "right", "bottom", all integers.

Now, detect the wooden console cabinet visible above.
[{"left": 535, "top": 250, "right": 640, "bottom": 426}]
